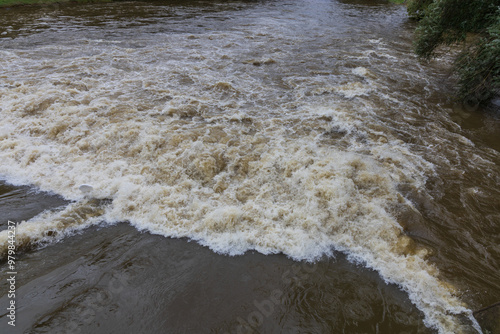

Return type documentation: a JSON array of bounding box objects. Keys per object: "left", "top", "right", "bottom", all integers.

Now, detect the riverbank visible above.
[{"left": 0, "top": 0, "right": 113, "bottom": 8}]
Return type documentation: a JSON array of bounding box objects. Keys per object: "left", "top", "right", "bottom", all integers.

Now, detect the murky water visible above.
[{"left": 0, "top": 0, "right": 499, "bottom": 333}]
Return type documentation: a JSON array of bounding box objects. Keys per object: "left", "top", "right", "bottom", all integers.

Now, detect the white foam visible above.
[
  {"left": 352, "top": 66, "right": 368, "bottom": 77},
  {"left": 0, "top": 199, "right": 107, "bottom": 258}
]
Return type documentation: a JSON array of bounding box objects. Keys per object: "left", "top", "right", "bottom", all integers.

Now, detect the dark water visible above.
[{"left": 0, "top": 0, "right": 499, "bottom": 333}]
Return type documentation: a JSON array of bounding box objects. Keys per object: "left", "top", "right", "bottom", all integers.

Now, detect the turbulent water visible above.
[{"left": 0, "top": 0, "right": 499, "bottom": 333}]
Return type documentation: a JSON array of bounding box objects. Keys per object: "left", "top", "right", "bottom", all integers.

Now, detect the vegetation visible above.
[{"left": 408, "top": 0, "right": 500, "bottom": 106}]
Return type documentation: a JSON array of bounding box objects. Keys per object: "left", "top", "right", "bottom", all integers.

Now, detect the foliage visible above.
[
  {"left": 410, "top": 0, "right": 500, "bottom": 104},
  {"left": 406, "top": 0, "right": 433, "bottom": 19},
  {"left": 456, "top": 15, "right": 500, "bottom": 103},
  {"left": 414, "top": 0, "right": 500, "bottom": 59}
]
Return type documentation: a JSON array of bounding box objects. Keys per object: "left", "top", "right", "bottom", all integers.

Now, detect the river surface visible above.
[{"left": 0, "top": 0, "right": 499, "bottom": 333}]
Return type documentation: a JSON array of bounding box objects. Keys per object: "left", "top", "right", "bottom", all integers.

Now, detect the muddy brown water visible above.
[{"left": 0, "top": 0, "right": 499, "bottom": 333}]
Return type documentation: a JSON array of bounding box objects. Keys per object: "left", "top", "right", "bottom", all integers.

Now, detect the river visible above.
[{"left": 0, "top": 0, "right": 499, "bottom": 333}]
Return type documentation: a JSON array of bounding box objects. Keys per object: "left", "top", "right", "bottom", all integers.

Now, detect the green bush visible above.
[
  {"left": 410, "top": 0, "right": 500, "bottom": 105},
  {"left": 456, "top": 13, "right": 500, "bottom": 104},
  {"left": 407, "top": 0, "right": 433, "bottom": 19}
]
